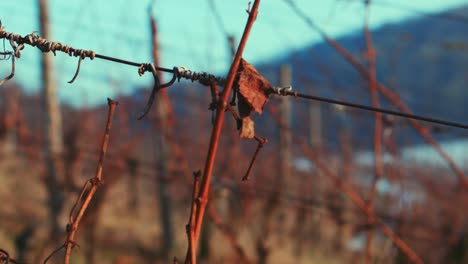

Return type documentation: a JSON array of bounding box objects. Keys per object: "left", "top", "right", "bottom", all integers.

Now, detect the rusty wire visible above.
[
  {"left": 0, "top": 25, "right": 226, "bottom": 87},
  {"left": 5, "top": 19, "right": 456, "bottom": 129},
  {"left": 0, "top": 52, "right": 14, "bottom": 87},
  {"left": 0, "top": 34, "right": 16, "bottom": 86},
  {"left": 0, "top": 25, "right": 225, "bottom": 120}
]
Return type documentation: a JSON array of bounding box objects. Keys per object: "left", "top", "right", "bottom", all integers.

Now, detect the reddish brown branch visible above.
[
  {"left": 179, "top": 144, "right": 251, "bottom": 263},
  {"left": 189, "top": 2, "right": 261, "bottom": 258},
  {"left": 186, "top": 170, "right": 201, "bottom": 264},
  {"left": 363, "top": 3, "right": 384, "bottom": 263},
  {"left": 242, "top": 138, "right": 267, "bottom": 181}
]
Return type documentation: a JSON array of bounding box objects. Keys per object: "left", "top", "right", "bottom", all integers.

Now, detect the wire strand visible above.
[
  {"left": 283, "top": 90, "right": 468, "bottom": 130},
  {"left": 3, "top": 24, "right": 467, "bottom": 130},
  {"left": 0, "top": 27, "right": 227, "bottom": 87},
  {"left": 0, "top": 26, "right": 179, "bottom": 76}
]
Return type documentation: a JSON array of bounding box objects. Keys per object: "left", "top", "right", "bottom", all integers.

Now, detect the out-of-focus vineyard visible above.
[{"left": 1, "top": 0, "right": 468, "bottom": 263}]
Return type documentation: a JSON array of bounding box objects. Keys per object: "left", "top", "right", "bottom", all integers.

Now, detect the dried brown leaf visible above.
[
  {"left": 236, "top": 59, "right": 271, "bottom": 115},
  {"left": 239, "top": 116, "right": 255, "bottom": 139}
]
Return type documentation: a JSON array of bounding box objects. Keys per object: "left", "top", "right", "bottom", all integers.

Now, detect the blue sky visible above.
[{"left": 1, "top": 0, "right": 468, "bottom": 107}]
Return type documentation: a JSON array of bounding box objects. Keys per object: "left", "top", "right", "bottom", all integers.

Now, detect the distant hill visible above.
[{"left": 254, "top": 5, "right": 468, "bottom": 148}]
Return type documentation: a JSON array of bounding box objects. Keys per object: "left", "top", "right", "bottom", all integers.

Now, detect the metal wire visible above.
[
  {"left": 0, "top": 25, "right": 228, "bottom": 119},
  {"left": 6, "top": 24, "right": 463, "bottom": 130},
  {"left": 271, "top": 86, "right": 468, "bottom": 130},
  {"left": 177, "top": 66, "right": 225, "bottom": 86},
  {"left": 0, "top": 26, "right": 225, "bottom": 86}
]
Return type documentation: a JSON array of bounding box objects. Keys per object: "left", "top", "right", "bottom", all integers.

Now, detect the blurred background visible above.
[{"left": 0, "top": 0, "right": 468, "bottom": 263}]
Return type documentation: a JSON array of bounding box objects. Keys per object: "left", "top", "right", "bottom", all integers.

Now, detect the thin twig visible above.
[
  {"left": 185, "top": 170, "right": 201, "bottom": 264},
  {"left": 363, "top": 2, "right": 383, "bottom": 263},
  {"left": 56, "top": 99, "right": 118, "bottom": 264},
  {"left": 242, "top": 138, "right": 267, "bottom": 181}
]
